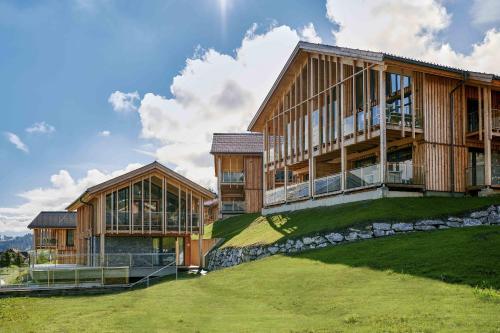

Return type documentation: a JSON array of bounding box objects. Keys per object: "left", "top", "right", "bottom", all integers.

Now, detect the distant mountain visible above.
[{"left": 0, "top": 234, "right": 32, "bottom": 252}]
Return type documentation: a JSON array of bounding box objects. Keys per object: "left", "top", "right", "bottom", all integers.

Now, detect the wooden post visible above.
[
  {"left": 379, "top": 68, "right": 387, "bottom": 184},
  {"left": 340, "top": 59, "right": 346, "bottom": 191},
  {"left": 400, "top": 74, "right": 405, "bottom": 137},
  {"left": 353, "top": 60, "right": 357, "bottom": 143},
  {"left": 485, "top": 87, "right": 492, "bottom": 187},
  {"left": 411, "top": 73, "right": 416, "bottom": 139},
  {"left": 308, "top": 55, "right": 314, "bottom": 197},
  {"left": 479, "top": 86, "right": 483, "bottom": 141}
]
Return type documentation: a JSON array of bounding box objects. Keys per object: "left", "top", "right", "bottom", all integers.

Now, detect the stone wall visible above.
[
  {"left": 105, "top": 237, "right": 153, "bottom": 267},
  {"left": 207, "top": 205, "right": 500, "bottom": 271}
]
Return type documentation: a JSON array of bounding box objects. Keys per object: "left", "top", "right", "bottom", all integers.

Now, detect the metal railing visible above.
[
  {"left": 286, "top": 181, "right": 310, "bottom": 201},
  {"left": 29, "top": 266, "right": 130, "bottom": 287},
  {"left": 314, "top": 173, "right": 341, "bottom": 195},
  {"left": 386, "top": 162, "right": 424, "bottom": 185},
  {"left": 466, "top": 166, "right": 485, "bottom": 187},
  {"left": 130, "top": 261, "right": 177, "bottom": 288},
  {"left": 220, "top": 201, "right": 246, "bottom": 213},
  {"left": 221, "top": 172, "right": 244, "bottom": 183},
  {"left": 264, "top": 187, "right": 285, "bottom": 206},
  {"left": 346, "top": 164, "right": 381, "bottom": 189}
]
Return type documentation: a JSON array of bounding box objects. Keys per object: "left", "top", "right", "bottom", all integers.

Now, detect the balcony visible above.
[
  {"left": 286, "top": 181, "right": 310, "bottom": 201},
  {"left": 221, "top": 201, "right": 246, "bottom": 213},
  {"left": 386, "top": 162, "right": 424, "bottom": 185},
  {"left": 314, "top": 173, "right": 341, "bottom": 196},
  {"left": 265, "top": 187, "right": 285, "bottom": 206},
  {"left": 221, "top": 172, "right": 244, "bottom": 184},
  {"left": 346, "top": 164, "right": 381, "bottom": 189}
]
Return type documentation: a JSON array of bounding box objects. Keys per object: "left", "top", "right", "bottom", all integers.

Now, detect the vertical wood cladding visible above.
[{"left": 244, "top": 156, "right": 263, "bottom": 213}]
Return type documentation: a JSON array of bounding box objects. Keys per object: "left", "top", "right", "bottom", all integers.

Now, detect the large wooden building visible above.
[
  {"left": 65, "top": 161, "right": 216, "bottom": 268},
  {"left": 210, "top": 133, "right": 263, "bottom": 218},
  {"left": 248, "top": 42, "right": 500, "bottom": 213},
  {"left": 28, "top": 211, "right": 77, "bottom": 258}
]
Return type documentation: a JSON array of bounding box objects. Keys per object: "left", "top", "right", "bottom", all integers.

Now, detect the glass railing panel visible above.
[
  {"left": 222, "top": 172, "right": 244, "bottom": 183},
  {"left": 344, "top": 116, "right": 354, "bottom": 136},
  {"left": 286, "top": 181, "right": 309, "bottom": 201},
  {"left": 346, "top": 164, "right": 381, "bottom": 189},
  {"left": 314, "top": 173, "right": 341, "bottom": 195},
  {"left": 386, "top": 162, "right": 424, "bottom": 185},
  {"left": 357, "top": 112, "right": 365, "bottom": 132},
  {"left": 265, "top": 187, "right": 285, "bottom": 205}
]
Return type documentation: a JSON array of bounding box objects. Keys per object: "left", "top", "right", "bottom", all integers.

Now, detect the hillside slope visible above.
[
  {"left": 1, "top": 227, "right": 499, "bottom": 332},
  {"left": 205, "top": 196, "right": 500, "bottom": 247}
]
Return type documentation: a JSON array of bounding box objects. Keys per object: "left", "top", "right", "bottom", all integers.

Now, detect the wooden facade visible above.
[
  {"left": 211, "top": 133, "right": 264, "bottom": 218},
  {"left": 247, "top": 42, "right": 500, "bottom": 209},
  {"left": 32, "top": 227, "right": 76, "bottom": 257},
  {"left": 67, "top": 162, "right": 215, "bottom": 267}
]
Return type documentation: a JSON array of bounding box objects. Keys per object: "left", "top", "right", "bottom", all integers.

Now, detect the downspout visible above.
[{"left": 449, "top": 72, "right": 468, "bottom": 193}]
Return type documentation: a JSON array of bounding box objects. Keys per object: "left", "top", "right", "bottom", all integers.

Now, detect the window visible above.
[
  {"left": 66, "top": 230, "right": 74, "bottom": 247},
  {"left": 312, "top": 109, "right": 319, "bottom": 147},
  {"left": 304, "top": 115, "right": 309, "bottom": 151},
  {"left": 167, "top": 183, "right": 179, "bottom": 230},
  {"left": 322, "top": 104, "right": 328, "bottom": 145},
  {"left": 386, "top": 73, "right": 412, "bottom": 126},
  {"left": 467, "top": 99, "right": 479, "bottom": 132},
  {"left": 388, "top": 147, "right": 412, "bottom": 163},
  {"left": 150, "top": 176, "right": 163, "bottom": 231},
  {"left": 354, "top": 156, "right": 377, "bottom": 169},
  {"left": 331, "top": 88, "right": 337, "bottom": 140},
  {"left": 180, "top": 189, "right": 187, "bottom": 231},
  {"left": 106, "top": 193, "right": 113, "bottom": 230},
  {"left": 355, "top": 67, "right": 363, "bottom": 111},
  {"left": 133, "top": 181, "right": 142, "bottom": 231},
  {"left": 117, "top": 187, "right": 129, "bottom": 231}
]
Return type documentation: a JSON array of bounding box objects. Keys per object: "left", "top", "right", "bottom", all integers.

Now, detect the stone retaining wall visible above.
[{"left": 207, "top": 205, "right": 500, "bottom": 271}]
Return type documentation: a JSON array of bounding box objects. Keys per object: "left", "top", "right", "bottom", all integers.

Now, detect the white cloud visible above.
[
  {"left": 471, "top": 0, "right": 500, "bottom": 26},
  {"left": 0, "top": 163, "right": 143, "bottom": 233},
  {"left": 26, "top": 121, "right": 55, "bottom": 134},
  {"left": 325, "top": 0, "right": 500, "bottom": 74},
  {"left": 136, "top": 24, "right": 301, "bottom": 189},
  {"left": 299, "top": 23, "right": 322, "bottom": 43},
  {"left": 108, "top": 91, "right": 140, "bottom": 112},
  {"left": 98, "top": 130, "right": 111, "bottom": 137},
  {"left": 4, "top": 132, "right": 29, "bottom": 153}
]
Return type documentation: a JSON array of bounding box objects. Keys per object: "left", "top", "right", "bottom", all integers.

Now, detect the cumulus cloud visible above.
[
  {"left": 26, "top": 121, "right": 55, "bottom": 134},
  {"left": 4, "top": 132, "right": 29, "bottom": 153},
  {"left": 108, "top": 91, "right": 140, "bottom": 112},
  {"left": 0, "top": 163, "right": 143, "bottom": 233},
  {"left": 136, "top": 24, "right": 301, "bottom": 189},
  {"left": 325, "top": 0, "right": 500, "bottom": 74},
  {"left": 471, "top": 0, "right": 500, "bottom": 26},
  {"left": 299, "top": 23, "right": 322, "bottom": 43},
  {"left": 98, "top": 130, "right": 111, "bottom": 137}
]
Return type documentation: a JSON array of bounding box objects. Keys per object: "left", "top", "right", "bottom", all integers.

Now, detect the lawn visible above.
[
  {"left": 204, "top": 196, "right": 500, "bottom": 247},
  {"left": 1, "top": 227, "right": 499, "bottom": 332}
]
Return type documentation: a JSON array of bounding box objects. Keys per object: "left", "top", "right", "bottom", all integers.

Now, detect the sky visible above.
[{"left": 1, "top": 0, "right": 500, "bottom": 235}]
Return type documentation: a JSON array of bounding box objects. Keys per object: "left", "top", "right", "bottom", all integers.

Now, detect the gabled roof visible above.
[
  {"left": 248, "top": 41, "right": 500, "bottom": 131},
  {"left": 210, "top": 133, "right": 263, "bottom": 154},
  {"left": 67, "top": 161, "right": 215, "bottom": 210},
  {"left": 28, "top": 211, "right": 77, "bottom": 229}
]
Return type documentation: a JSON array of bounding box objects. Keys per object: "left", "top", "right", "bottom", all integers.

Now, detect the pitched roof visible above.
[
  {"left": 67, "top": 161, "right": 216, "bottom": 210},
  {"left": 28, "top": 211, "right": 77, "bottom": 229},
  {"left": 248, "top": 41, "right": 500, "bottom": 131},
  {"left": 210, "top": 133, "right": 263, "bottom": 154}
]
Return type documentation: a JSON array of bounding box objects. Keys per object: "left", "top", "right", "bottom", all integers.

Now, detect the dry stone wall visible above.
[{"left": 207, "top": 205, "right": 500, "bottom": 271}]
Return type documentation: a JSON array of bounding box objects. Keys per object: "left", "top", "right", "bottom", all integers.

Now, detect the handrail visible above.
[{"left": 129, "top": 261, "right": 177, "bottom": 288}]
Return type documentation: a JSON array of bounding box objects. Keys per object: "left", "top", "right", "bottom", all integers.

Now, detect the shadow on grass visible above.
[{"left": 296, "top": 226, "right": 500, "bottom": 290}]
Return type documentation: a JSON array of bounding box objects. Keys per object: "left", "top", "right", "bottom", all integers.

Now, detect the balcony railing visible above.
[
  {"left": 314, "top": 173, "right": 341, "bottom": 196},
  {"left": 221, "top": 172, "right": 244, "bottom": 184},
  {"left": 386, "top": 162, "right": 424, "bottom": 185},
  {"left": 265, "top": 187, "right": 285, "bottom": 206},
  {"left": 466, "top": 166, "right": 485, "bottom": 188},
  {"left": 346, "top": 164, "right": 381, "bottom": 189},
  {"left": 220, "top": 201, "right": 246, "bottom": 213},
  {"left": 344, "top": 115, "right": 354, "bottom": 136},
  {"left": 286, "top": 181, "right": 310, "bottom": 201}
]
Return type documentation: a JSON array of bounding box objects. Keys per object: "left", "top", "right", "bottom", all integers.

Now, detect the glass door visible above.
[{"left": 468, "top": 149, "right": 485, "bottom": 186}]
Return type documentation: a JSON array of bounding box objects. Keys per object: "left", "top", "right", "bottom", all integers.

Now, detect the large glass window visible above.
[
  {"left": 192, "top": 197, "right": 200, "bottom": 231},
  {"left": 117, "top": 187, "right": 129, "bottom": 231},
  {"left": 133, "top": 181, "right": 142, "bottom": 231},
  {"left": 287, "top": 122, "right": 292, "bottom": 157},
  {"left": 312, "top": 109, "right": 319, "bottom": 148},
  {"left": 322, "top": 104, "right": 327, "bottom": 145},
  {"left": 106, "top": 193, "right": 113, "bottom": 230},
  {"left": 167, "top": 183, "right": 179, "bottom": 230},
  {"left": 143, "top": 178, "right": 151, "bottom": 231},
  {"left": 150, "top": 176, "right": 163, "bottom": 231},
  {"left": 386, "top": 72, "right": 412, "bottom": 126},
  {"left": 66, "top": 230, "right": 74, "bottom": 247},
  {"left": 304, "top": 115, "right": 309, "bottom": 151},
  {"left": 180, "top": 190, "right": 187, "bottom": 232}
]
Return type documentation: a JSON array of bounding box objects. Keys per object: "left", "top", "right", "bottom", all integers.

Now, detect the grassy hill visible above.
[
  {"left": 1, "top": 227, "right": 499, "bottom": 332},
  {"left": 204, "top": 196, "right": 500, "bottom": 247}
]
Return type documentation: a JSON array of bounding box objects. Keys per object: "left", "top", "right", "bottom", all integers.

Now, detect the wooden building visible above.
[
  {"left": 247, "top": 42, "right": 500, "bottom": 213},
  {"left": 28, "top": 211, "right": 77, "bottom": 258},
  {"left": 66, "top": 161, "right": 216, "bottom": 268},
  {"left": 210, "top": 133, "right": 263, "bottom": 218}
]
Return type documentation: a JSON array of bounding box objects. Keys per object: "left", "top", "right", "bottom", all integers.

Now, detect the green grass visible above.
[
  {"left": 1, "top": 227, "right": 499, "bottom": 332},
  {"left": 204, "top": 196, "right": 500, "bottom": 247}
]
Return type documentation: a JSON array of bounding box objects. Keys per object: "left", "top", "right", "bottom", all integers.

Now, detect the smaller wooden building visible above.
[
  {"left": 28, "top": 211, "right": 77, "bottom": 258},
  {"left": 210, "top": 133, "right": 264, "bottom": 219}
]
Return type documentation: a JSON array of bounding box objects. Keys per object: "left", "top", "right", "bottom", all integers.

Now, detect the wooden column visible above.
[
  {"left": 263, "top": 124, "right": 268, "bottom": 206},
  {"left": 353, "top": 60, "right": 357, "bottom": 143},
  {"left": 485, "top": 87, "right": 492, "bottom": 187},
  {"left": 308, "top": 56, "right": 314, "bottom": 197},
  {"left": 340, "top": 59, "right": 346, "bottom": 191},
  {"left": 400, "top": 74, "right": 405, "bottom": 137},
  {"left": 100, "top": 193, "right": 105, "bottom": 266},
  {"left": 379, "top": 68, "right": 387, "bottom": 184}
]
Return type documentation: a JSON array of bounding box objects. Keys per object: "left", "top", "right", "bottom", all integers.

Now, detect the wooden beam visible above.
[
  {"left": 485, "top": 87, "right": 492, "bottom": 186},
  {"left": 379, "top": 68, "right": 387, "bottom": 184},
  {"left": 340, "top": 59, "right": 346, "bottom": 191}
]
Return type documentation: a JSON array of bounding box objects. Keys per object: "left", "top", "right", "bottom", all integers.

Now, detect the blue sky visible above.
[{"left": 1, "top": 0, "right": 499, "bottom": 234}]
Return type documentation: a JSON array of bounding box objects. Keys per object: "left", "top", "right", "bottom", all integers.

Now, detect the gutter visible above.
[{"left": 449, "top": 72, "right": 469, "bottom": 193}]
